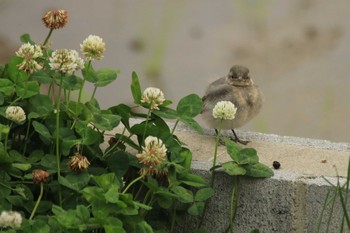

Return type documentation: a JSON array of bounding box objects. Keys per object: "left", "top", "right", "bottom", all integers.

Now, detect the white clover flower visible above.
[
  {"left": 212, "top": 101, "right": 237, "bottom": 120},
  {"left": 0, "top": 211, "right": 22, "bottom": 228},
  {"left": 5, "top": 106, "right": 26, "bottom": 123},
  {"left": 141, "top": 87, "right": 165, "bottom": 110},
  {"left": 49, "top": 49, "right": 84, "bottom": 75},
  {"left": 16, "top": 43, "right": 43, "bottom": 59},
  {"left": 137, "top": 136, "right": 167, "bottom": 168},
  {"left": 80, "top": 35, "right": 106, "bottom": 60},
  {"left": 16, "top": 43, "right": 43, "bottom": 73}
]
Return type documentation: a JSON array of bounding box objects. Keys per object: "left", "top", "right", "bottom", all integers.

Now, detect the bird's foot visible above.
[
  {"left": 231, "top": 129, "right": 250, "bottom": 145},
  {"left": 230, "top": 136, "right": 250, "bottom": 145}
]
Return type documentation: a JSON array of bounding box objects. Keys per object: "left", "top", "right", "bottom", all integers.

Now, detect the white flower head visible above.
[
  {"left": 5, "top": 106, "right": 26, "bottom": 124},
  {"left": 136, "top": 136, "right": 167, "bottom": 168},
  {"left": 49, "top": 49, "right": 84, "bottom": 75},
  {"left": 0, "top": 211, "right": 22, "bottom": 228},
  {"left": 16, "top": 43, "right": 43, "bottom": 73},
  {"left": 141, "top": 87, "right": 165, "bottom": 110},
  {"left": 80, "top": 35, "right": 106, "bottom": 60},
  {"left": 16, "top": 43, "right": 43, "bottom": 59},
  {"left": 212, "top": 101, "right": 237, "bottom": 120}
]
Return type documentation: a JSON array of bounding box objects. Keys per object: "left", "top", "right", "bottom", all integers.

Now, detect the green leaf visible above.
[
  {"left": 32, "top": 121, "right": 52, "bottom": 141},
  {"left": 0, "top": 150, "right": 12, "bottom": 167},
  {"left": 221, "top": 161, "right": 246, "bottom": 176},
  {"left": 92, "top": 113, "right": 121, "bottom": 131},
  {"left": 20, "top": 33, "right": 35, "bottom": 44},
  {"left": 131, "top": 71, "right": 142, "bottom": 104},
  {"left": 29, "top": 94, "right": 54, "bottom": 118},
  {"left": 81, "top": 186, "right": 105, "bottom": 203},
  {"left": 92, "top": 173, "right": 120, "bottom": 191},
  {"left": 178, "top": 172, "right": 207, "bottom": 187},
  {"left": 58, "top": 172, "right": 90, "bottom": 191},
  {"left": 0, "top": 79, "right": 14, "bottom": 96},
  {"left": 188, "top": 201, "right": 205, "bottom": 216},
  {"left": 60, "top": 74, "right": 83, "bottom": 90},
  {"left": 7, "top": 56, "right": 27, "bottom": 82},
  {"left": 82, "top": 63, "right": 97, "bottom": 83},
  {"left": 153, "top": 107, "right": 178, "bottom": 119},
  {"left": 30, "top": 70, "right": 52, "bottom": 84},
  {"left": 225, "top": 138, "right": 242, "bottom": 161},
  {"left": 171, "top": 186, "right": 193, "bottom": 203},
  {"left": 40, "top": 154, "right": 57, "bottom": 172},
  {"left": 236, "top": 148, "right": 259, "bottom": 165},
  {"left": 177, "top": 94, "right": 202, "bottom": 117},
  {"left": 31, "top": 219, "right": 51, "bottom": 233},
  {"left": 12, "top": 163, "right": 31, "bottom": 171},
  {"left": 244, "top": 163, "right": 274, "bottom": 178},
  {"left": 195, "top": 187, "right": 215, "bottom": 202},
  {"left": 135, "top": 221, "right": 154, "bottom": 233},
  {"left": 17, "top": 81, "right": 40, "bottom": 98},
  {"left": 179, "top": 116, "right": 204, "bottom": 134},
  {"left": 94, "top": 68, "right": 119, "bottom": 87},
  {"left": 108, "top": 104, "right": 131, "bottom": 129},
  {"left": 76, "top": 205, "right": 90, "bottom": 222},
  {"left": 75, "top": 120, "right": 100, "bottom": 145}
]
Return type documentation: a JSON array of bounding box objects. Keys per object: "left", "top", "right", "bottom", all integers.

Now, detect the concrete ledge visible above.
[{"left": 171, "top": 123, "right": 350, "bottom": 232}]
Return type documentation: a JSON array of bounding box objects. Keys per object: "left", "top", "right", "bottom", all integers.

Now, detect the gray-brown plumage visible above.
[{"left": 201, "top": 65, "right": 263, "bottom": 144}]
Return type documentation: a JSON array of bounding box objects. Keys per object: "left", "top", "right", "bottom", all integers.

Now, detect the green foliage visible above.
[
  {"left": 220, "top": 138, "right": 274, "bottom": 178},
  {"left": 0, "top": 14, "right": 206, "bottom": 233}
]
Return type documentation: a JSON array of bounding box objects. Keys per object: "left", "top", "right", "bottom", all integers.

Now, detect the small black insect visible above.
[{"left": 273, "top": 161, "right": 281, "bottom": 169}]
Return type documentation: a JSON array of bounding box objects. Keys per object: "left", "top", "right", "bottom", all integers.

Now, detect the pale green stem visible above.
[
  {"left": 141, "top": 108, "right": 152, "bottom": 151},
  {"left": 90, "top": 86, "right": 98, "bottom": 101},
  {"left": 122, "top": 175, "right": 144, "bottom": 194},
  {"left": 43, "top": 28, "right": 54, "bottom": 46},
  {"left": 4, "top": 122, "right": 13, "bottom": 151},
  {"left": 78, "top": 61, "right": 91, "bottom": 104},
  {"left": 22, "top": 119, "right": 32, "bottom": 156},
  {"left": 226, "top": 176, "right": 239, "bottom": 233},
  {"left": 210, "top": 119, "right": 223, "bottom": 187},
  {"left": 170, "top": 202, "right": 177, "bottom": 233},
  {"left": 29, "top": 182, "right": 44, "bottom": 220},
  {"left": 171, "top": 119, "right": 179, "bottom": 135},
  {"left": 56, "top": 76, "right": 64, "bottom": 206}
]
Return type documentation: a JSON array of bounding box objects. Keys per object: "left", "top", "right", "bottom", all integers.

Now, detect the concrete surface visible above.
[{"left": 171, "top": 123, "right": 350, "bottom": 232}]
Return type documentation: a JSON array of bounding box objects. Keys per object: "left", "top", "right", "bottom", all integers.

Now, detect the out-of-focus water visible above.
[{"left": 1, "top": 0, "right": 349, "bottom": 142}]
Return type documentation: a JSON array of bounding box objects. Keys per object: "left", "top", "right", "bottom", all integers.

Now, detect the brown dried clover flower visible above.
[
  {"left": 68, "top": 154, "right": 90, "bottom": 172},
  {"left": 32, "top": 169, "right": 49, "bottom": 184},
  {"left": 42, "top": 10, "right": 68, "bottom": 30}
]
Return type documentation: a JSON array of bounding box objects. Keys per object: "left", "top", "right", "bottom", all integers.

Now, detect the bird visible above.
[{"left": 201, "top": 65, "right": 263, "bottom": 145}]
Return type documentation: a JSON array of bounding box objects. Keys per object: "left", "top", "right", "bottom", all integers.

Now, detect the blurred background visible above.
[{"left": 0, "top": 0, "right": 349, "bottom": 142}]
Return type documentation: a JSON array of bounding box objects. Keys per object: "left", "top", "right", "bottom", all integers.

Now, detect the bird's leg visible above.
[
  {"left": 215, "top": 129, "right": 225, "bottom": 145},
  {"left": 231, "top": 129, "right": 249, "bottom": 145}
]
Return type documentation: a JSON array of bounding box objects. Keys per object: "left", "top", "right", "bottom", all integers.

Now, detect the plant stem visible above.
[
  {"left": 210, "top": 119, "right": 223, "bottom": 187},
  {"left": 90, "top": 86, "right": 97, "bottom": 101},
  {"left": 78, "top": 61, "right": 91, "bottom": 104},
  {"left": 171, "top": 119, "right": 179, "bottom": 135},
  {"left": 122, "top": 175, "right": 144, "bottom": 194},
  {"left": 56, "top": 75, "right": 64, "bottom": 206},
  {"left": 170, "top": 202, "right": 177, "bottom": 233},
  {"left": 22, "top": 119, "right": 31, "bottom": 156},
  {"left": 43, "top": 28, "right": 54, "bottom": 46},
  {"left": 4, "top": 122, "right": 13, "bottom": 151},
  {"left": 141, "top": 108, "right": 152, "bottom": 151},
  {"left": 29, "top": 182, "right": 44, "bottom": 220},
  {"left": 226, "top": 176, "right": 239, "bottom": 233}
]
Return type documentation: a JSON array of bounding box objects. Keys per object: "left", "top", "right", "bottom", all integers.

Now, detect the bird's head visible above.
[{"left": 226, "top": 65, "right": 253, "bottom": 86}]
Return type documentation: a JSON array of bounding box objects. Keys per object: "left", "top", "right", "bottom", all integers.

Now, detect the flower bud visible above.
[{"left": 32, "top": 169, "right": 49, "bottom": 184}]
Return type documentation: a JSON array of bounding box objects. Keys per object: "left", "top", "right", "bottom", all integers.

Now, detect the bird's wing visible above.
[{"left": 202, "top": 84, "right": 236, "bottom": 104}]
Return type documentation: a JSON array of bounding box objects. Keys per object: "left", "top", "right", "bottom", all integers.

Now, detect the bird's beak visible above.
[{"left": 237, "top": 76, "right": 242, "bottom": 80}]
